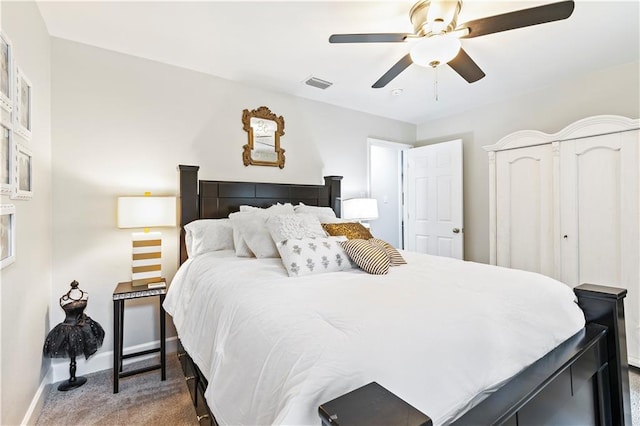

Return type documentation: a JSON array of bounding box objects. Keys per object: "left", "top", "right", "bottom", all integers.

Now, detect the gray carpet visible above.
[
  {"left": 631, "top": 367, "right": 640, "bottom": 426},
  {"left": 34, "top": 357, "right": 640, "bottom": 425},
  {"left": 36, "top": 355, "right": 197, "bottom": 425}
]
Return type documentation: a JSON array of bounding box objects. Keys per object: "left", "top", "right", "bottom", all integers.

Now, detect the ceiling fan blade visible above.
[
  {"left": 329, "top": 33, "right": 410, "bottom": 43},
  {"left": 459, "top": 0, "right": 575, "bottom": 39},
  {"left": 447, "top": 48, "right": 485, "bottom": 83},
  {"left": 372, "top": 54, "right": 413, "bottom": 88}
]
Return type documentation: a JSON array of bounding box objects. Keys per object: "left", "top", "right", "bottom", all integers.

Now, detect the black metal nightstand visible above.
[{"left": 112, "top": 279, "right": 167, "bottom": 393}]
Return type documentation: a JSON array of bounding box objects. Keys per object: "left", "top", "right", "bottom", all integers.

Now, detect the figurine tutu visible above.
[{"left": 43, "top": 280, "right": 105, "bottom": 390}]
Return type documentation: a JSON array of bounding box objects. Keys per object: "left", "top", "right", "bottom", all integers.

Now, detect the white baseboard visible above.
[
  {"left": 51, "top": 336, "right": 178, "bottom": 382},
  {"left": 22, "top": 337, "right": 178, "bottom": 425},
  {"left": 629, "top": 354, "right": 639, "bottom": 369},
  {"left": 20, "top": 367, "right": 53, "bottom": 425}
]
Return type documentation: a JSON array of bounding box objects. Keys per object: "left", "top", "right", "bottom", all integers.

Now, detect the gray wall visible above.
[
  {"left": 416, "top": 61, "right": 640, "bottom": 263},
  {"left": 0, "top": 2, "right": 52, "bottom": 425}
]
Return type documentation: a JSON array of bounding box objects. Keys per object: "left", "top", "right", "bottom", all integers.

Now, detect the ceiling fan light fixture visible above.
[{"left": 409, "top": 34, "right": 461, "bottom": 68}]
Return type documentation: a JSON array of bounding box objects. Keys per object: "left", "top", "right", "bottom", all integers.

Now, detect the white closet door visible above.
[
  {"left": 560, "top": 130, "right": 640, "bottom": 365},
  {"left": 495, "top": 144, "right": 555, "bottom": 276}
]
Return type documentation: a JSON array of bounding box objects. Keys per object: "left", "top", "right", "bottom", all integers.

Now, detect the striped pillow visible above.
[
  {"left": 369, "top": 238, "right": 406, "bottom": 266},
  {"left": 340, "top": 239, "right": 390, "bottom": 275}
]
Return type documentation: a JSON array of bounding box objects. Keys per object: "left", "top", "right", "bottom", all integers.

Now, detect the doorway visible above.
[{"left": 367, "top": 139, "right": 411, "bottom": 248}]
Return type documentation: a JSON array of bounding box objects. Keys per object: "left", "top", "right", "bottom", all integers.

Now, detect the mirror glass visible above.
[
  {"left": 242, "top": 106, "right": 285, "bottom": 168},
  {"left": 250, "top": 117, "right": 278, "bottom": 163}
]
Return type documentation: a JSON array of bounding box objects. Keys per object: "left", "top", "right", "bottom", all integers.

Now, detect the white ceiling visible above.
[{"left": 37, "top": 0, "right": 640, "bottom": 124}]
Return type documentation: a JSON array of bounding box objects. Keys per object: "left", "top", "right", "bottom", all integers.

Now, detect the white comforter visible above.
[{"left": 164, "top": 250, "right": 585, "bottom": 425}]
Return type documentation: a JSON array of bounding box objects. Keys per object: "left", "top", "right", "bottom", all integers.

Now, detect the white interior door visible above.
[{"left": 405, "top": 140, "right": 463, "bottom": 259}]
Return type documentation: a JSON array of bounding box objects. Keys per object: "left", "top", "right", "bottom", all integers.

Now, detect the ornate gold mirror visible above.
[{"left": 242, "top": 106, "right": 285, "bottom": 169}]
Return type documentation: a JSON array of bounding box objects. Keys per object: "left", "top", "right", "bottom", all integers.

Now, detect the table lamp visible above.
[
  {"left": 342, "top": 198, "right": 379, "bottom": 227},
  {"left": 117, "top": 194, "right": 176, "bottom": 286}
]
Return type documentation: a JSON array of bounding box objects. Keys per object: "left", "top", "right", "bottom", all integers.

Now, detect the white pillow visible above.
[
  {"left": 267, "top": 214, "right": 326, "bottom": 244},
  {"left": 230, "top": 204, "right": 297, "bottom": 258},
  {"left": 276, "top": 236, "right": 353, "bottom": 277},
  {"left": 294, "top": 203, "right": 337, "bottom": 223},
  {"left": 229, "top": 212, "right": 257, "bottom": 257},
  {"left": 240, "top": 203, "right": 295, "bottom": 214},
  {"left": 184, "top": 219, "right": 234, "bottom": 258}
]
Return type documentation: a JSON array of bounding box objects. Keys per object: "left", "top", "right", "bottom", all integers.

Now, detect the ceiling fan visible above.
[{"left": 329, "top": 0, "right": 575, "bottom": 88}]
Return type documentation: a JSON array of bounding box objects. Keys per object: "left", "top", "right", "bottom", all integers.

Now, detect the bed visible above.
[{"left": 166, "top": 164, "right": 632, "bottom": 425}]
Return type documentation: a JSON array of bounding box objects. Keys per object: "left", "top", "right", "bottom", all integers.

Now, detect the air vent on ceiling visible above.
[{"left": 304, "top": 76, "right": 333, "bottom": 90}]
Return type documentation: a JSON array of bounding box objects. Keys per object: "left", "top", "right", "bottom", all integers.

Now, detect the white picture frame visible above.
[
  {"left": 11, "top": 143, "right": 32, "bottom": 200},
  {"left": 1, "top": 123, "right": 13, "bottom": 195},
  {"left": 1, "top": 204, "right": 16, "bottom": 269},
  {"left": 0, "top": 32, "right": 12, "bottom": 114},
  {"left": 14, "top": 66, "right": 31, "bottom": 141}
]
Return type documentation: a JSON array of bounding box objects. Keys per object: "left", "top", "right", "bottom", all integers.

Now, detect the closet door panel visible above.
[
  {"left": 495, "top": 145, "right": 554, "bottom": 276},
  {"left": 559, "top": 132, "right": 638, "bottom": 288}
]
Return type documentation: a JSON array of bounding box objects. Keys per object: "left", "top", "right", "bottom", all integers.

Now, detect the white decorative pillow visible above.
[
  {"left": 184, "top": 219, "right": 234, "bottom": 258},
  {"left": 340, "top": 239, "right": 390, "bottom": 275},
  {"left": 229, "top": 212, "right": 276, "bottom": 258},
  {"left": 294, "top": 203, "right": 337, "bottom": 223},
  {"left": 230, "top": 204, "right": 297, "bottom": 258},
  {"left": 267, "top": 214, "right": 326, "bottom": 244},
  {"left": 229, "top": 212, "right": 256, "bottom": 257},
  {"left": 277, "top": 236, "right": 353, "bottom": 277}
]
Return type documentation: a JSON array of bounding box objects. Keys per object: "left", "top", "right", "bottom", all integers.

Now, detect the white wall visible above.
[
  {"left": 50, "top": 38, "right": 415, "bottom": 377},
  {"left": 369, "top": 142, "right": 405, "bottom": 247},
  {"left": 0, "top": 2, "right": 52, "bottom": 425},
  {"left": 416, "top": 61, "right": 640, "bottom": 264}
]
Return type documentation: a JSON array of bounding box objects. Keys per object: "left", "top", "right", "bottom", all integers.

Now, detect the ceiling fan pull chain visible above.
[{"left": 433, "top": 66, "right": 439, "bottom": 102}]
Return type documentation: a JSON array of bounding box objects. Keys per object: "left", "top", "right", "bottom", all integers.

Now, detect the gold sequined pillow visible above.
[
  {"left": 369, "top": 238, "right": 406, "bottom": 266},
  {"left": 321, "top": 222, "right": 374, "bottom": 240}
]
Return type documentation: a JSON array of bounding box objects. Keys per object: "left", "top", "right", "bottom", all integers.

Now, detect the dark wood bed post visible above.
[
  {"left": 574, "top": 284, "right": 632, "bottom": 425},
  {"left": 178, "top": 165, "right": 199, "bottom": 265}
]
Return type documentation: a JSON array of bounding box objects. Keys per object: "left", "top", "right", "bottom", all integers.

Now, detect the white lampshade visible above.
[
  {"left": 117, "top": 196, "right": 176, "bottom": 229},
  {"left": 410, "top": 34, "right": 461, "bottom": 68},
  {"left": 342, "top": 198, "right": 379, "bottom": 221}
]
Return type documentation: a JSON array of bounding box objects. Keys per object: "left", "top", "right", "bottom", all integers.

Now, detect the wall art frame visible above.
[
  {"left": 0, "top": 32, "right": 12, "bottom": 114},
  {"left": 1, "top": 204, "right": 16, "bottom": 269},
  {"left": 14, "top": 66, "right": 32, "bottom": 141},
  {"left": 12, "top": 143, "right": 32, "bottom": 200},
  {"left": 1, "top": 122, "right": 13, "bottom": 195}
]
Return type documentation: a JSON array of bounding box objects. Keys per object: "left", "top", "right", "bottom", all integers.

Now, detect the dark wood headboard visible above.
[{"left": 178, "top": 165, "right": 343, "bottom": 265}]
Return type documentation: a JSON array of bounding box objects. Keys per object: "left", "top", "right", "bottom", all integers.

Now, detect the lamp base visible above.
[{"left": 131, "top": 231, "right": 163, "bottom": 287}]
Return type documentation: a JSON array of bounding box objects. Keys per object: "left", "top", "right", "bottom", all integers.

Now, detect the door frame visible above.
[{"left": 367, "top": 138, "right": 412, "bottom": 249}]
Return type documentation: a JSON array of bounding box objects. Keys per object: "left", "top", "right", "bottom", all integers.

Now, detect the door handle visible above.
[{"left": 453, "top": 228, "right": 460, "bottom": 234}]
